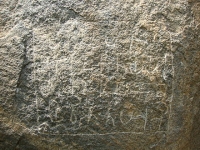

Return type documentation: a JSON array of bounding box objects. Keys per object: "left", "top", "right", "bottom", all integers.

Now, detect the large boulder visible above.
[{"left": 0, "top": 0, "right": 199, "bottom": 149}]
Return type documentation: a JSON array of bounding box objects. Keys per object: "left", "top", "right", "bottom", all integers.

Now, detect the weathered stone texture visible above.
[{"left": 0, "top": 0, "right": 200, "bottom": 149}]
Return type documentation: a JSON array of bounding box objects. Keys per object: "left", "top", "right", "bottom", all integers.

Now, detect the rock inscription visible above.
[{"left": 16, "top": 20, "right": 174, "bottom": 134}]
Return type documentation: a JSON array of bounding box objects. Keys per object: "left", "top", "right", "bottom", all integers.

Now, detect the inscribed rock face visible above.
[{"left": 0, "top": 0, "right": 199, "bottom": 149}]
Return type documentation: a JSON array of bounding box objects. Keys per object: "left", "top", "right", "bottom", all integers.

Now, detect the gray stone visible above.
[{"left": 0, "top": 0, "right": 200, "bottom": 149}]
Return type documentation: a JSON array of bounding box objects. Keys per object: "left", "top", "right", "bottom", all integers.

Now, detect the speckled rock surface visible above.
[{"left": 0, "top": 0, "right": 200, "bottom": 149}]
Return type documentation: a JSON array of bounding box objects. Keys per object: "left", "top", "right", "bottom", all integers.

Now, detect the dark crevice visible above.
[
  {"left": 16, "top": 34, "right": 32, "bottom": 89},
  {"left": 14, "top": 135, "right": 23, "bottom": 150},
  {"left": 15, "top": 33, "right": 33, "bottom": 113}
]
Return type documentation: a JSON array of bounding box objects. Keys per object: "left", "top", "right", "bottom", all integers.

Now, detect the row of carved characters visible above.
[
  {"left": 34, "top": 79, "right": 168, "bottom": 101},
  {"left": 32, "top": 53, "right": 173, "bottom": 77},
  {"left": 33, "top": 95, "right": 168, "bottom": 134},
  {"left": 31, "top": 54, "right": 173, "bottom": 97}
]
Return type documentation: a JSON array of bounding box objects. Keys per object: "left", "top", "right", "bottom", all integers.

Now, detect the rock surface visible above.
[{"left": 0, "top": 0, "right": 200, "bottom": 149}]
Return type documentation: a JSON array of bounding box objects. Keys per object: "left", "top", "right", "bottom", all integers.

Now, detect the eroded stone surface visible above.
[{"left": 0, "top": 0, "right": 199, "bottom": 149}]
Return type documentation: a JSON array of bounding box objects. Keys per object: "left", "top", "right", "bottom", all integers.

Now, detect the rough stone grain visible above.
[{"left": 0, "top": 0, "right": 200, "bottom": 149}]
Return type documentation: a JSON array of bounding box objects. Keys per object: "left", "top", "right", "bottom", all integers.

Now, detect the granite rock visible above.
[{"left": 0, "top": 0, "right": 200, "bottom": 149}]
